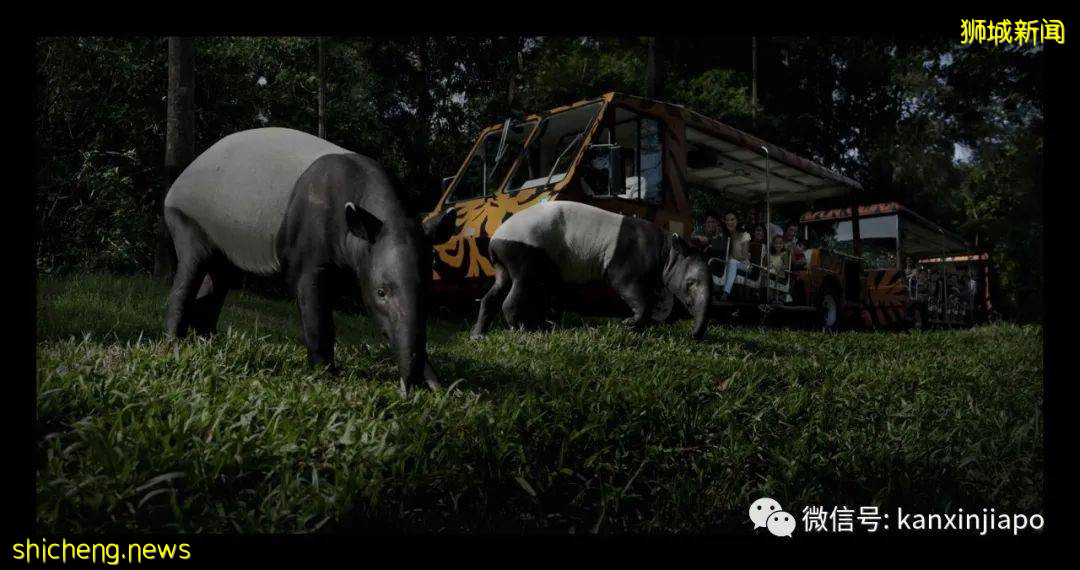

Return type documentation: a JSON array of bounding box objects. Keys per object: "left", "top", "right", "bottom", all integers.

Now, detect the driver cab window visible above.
[
  {"left": 506, "top": 102, "right": 603, "bottom": 193},
  {"left": 448, "top": 143, "right": 488, "bottom": 203},
  {"left": 581, "top": 108, "right": 664, "bottom": 205},
  {"left": 446, "top": 120, "right": 536, "bottom": 203}
]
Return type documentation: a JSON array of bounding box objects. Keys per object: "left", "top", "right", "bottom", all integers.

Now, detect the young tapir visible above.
[
  {"left": 163, "top": 127, "right": 457, "bottom": 392},
  {"left": 470, "top": 201, "right": 713, "bottom": 340}
]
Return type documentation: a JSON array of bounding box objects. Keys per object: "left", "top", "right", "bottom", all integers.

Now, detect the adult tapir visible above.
[
  {"left": 470, "top": 201, "right": 712, "bottom": 340},
  {"left": 163, "top": 127, "right": 457, "bottom": 391}
]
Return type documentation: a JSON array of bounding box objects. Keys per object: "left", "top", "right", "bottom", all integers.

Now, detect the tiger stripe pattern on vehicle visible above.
[
  {"left": 861, "top": 269, "right": 910, "bottom": 327},
  {"left": 431, "top": 188, "right": 554, "bottom": 282}
]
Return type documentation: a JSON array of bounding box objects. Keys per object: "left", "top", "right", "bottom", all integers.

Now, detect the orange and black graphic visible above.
[
  {"left": 429, "top": 188, "right": 554, "bottom": 283},
  {"left": 801, "top": 202, "right": 901, "bottom": 223},
  {"left": 860, "top": 269, "right": 910, "bottom": 327}
]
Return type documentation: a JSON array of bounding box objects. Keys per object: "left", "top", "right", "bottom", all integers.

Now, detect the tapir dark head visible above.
[
  {"left": 343, "top": 202, "right": 457, "bottom": 392},
  {"left": 663, "top": 234, "right": 713, "bottom": 340}
]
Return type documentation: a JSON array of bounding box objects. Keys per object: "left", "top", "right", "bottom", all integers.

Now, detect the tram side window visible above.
[
  {"left": 804, "top": 217, "right": 899, "bottom": 270},
  {"left": 804, "top": 221, "right": 838, "bottom": 249},
  {"left": 582, "top": 110, "right": 664, "bottom": 205},
  {"left": 637, "top": 119, "right": 663, "bottom": 203}
]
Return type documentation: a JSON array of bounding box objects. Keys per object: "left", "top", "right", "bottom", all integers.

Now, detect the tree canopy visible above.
[{"left": 35, "top": 36, "right": 1044, "bottom": 319}]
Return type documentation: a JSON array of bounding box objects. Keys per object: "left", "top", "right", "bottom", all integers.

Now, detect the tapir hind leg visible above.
[
  {"left": 164, "top": 208, "right": 213, "bottom": 338},
  {"left": 502, "top": 271, "right": 546, "bottom": 330},
  {"left": 190, "top": 260, "right": 234, "bottom": 337},
  {"left": 501, "top": 279, "right": 526, "bottom": 330},
  {"left": 471, "top": 259, "right": 511, "bottom": 339},
  {"left": 166, "top": 261, "right": 208, "bottom": 338},
  {"left": 498, "top": 242, "right": 558, "bottom": 331}
]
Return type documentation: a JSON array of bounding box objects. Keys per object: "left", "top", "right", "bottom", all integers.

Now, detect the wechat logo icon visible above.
[{"left": 749, "top": 497, "right": 795, "bottom": 538}]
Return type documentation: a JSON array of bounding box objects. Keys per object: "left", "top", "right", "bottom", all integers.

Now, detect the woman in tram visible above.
[{"left": 717, "top": 211, "right": 752, "bottom": 301}]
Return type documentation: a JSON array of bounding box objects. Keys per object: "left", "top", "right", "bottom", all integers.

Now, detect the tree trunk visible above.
[
  {"left": 154, "top": 37, "right": 195, "bottom": 281},
  {"left": 645, "top": 37, "right": 663, "bottom": 99},
  {"left": 412, "top": 39, "right": 436, "bottom": 206},
  {"left": 752, "top": 36, "right": 758, "bottom": 130},
  {"left": 507, "top": 37, "right": 522, "bottom": 115},
  {"left": 318, "top": 36, "right": 326, "bottom": 138}
]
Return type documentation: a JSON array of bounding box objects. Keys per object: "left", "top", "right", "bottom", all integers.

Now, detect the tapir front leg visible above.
[
  {"left": 295, "top": 268, "right": 337, "bottom": 373},
  {"left": 613, "top": 278, "right": 654, "bottom": 331},
  {"left": 423, "top": 361, "right": 442, "bottom": 390}
]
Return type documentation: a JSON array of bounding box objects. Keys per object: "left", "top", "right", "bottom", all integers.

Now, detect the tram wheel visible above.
[{"left": 819, "top": 288, "right": 839, "bottom": 331}]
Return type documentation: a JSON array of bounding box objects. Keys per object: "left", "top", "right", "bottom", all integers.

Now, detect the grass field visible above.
[{"left": 36, "top": 273, "right": 1044, "bottom": 533}]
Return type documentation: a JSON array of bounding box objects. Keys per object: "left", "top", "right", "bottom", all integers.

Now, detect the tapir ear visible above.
[
  {"left": 423, "top": 207, "right": 457, "bottom": 245},
  {"left": 670, "top": 233, "right": 691, "bottom": 257},
  {"left": 345, "top": 202, "right": 383, "bottom": 243}
]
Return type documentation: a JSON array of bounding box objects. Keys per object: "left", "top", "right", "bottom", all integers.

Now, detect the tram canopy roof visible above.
[
  {"left": 801, "top": 202, "right": 979, "bottom": 258},
  {"left": 646, "top": 92, "right": 863, "bottom": 205}
]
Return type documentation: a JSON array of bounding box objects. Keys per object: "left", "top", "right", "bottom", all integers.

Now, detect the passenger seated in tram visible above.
[
  {"left": 783, "top": 223, "right": 807, "bottom": 270},
  {"left": 915, "top": 267, "right": 928, "bottom": 298},
  {"left": 947, "top": 274, "right": 967, "bottom": 316},
  {"left": 927, "top": 270, "right": 943, "bottom": 314},
  {"left": 768, "top": 235, "right": 790, "bottom": 276},
  {"left": 744, "top": 209, "right": 783, "bottom": 242},
  {"left": 690, "top": 210, "right": 730, "bottom": 259},
  {"left": 715, "top": 211, "right": 752, "bottom": 301},
  {"left": 738, "top": 224, "right": 768, "bottom": 284},
  {"left": 766, "top": 235, "right": 794, "bottom": 303},
  {"left": 748, "top": 223, "right": 768, "bottom": 256}
]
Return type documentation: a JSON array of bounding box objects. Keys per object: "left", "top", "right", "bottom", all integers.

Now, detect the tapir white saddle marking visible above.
[
  {"left": 164, "top": 127, "right": 352, "bottom": 274},
  {"left": 492, "top": 201, "right": 624, "bottom": 284}
]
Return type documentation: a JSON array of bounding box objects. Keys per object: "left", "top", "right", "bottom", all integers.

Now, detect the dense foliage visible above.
[{"left": 35, "top": 36, "right": 1044, "bottom": 319}]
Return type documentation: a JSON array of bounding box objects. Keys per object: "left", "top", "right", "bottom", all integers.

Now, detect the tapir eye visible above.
[{"left": 376, "top": 288, "right": 387, "bottom": 299}]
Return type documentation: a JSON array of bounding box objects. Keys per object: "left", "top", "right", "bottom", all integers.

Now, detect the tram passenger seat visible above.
[{"left": 621, "top": 176, "right": 646, "bottom": 200}]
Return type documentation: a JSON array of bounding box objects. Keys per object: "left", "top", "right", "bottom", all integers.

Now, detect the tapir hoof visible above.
[
  {"left": 399, "top": 377, "right": 438, "bottom": 396},
  {"left": 622, "top": 317, "right": 646, "bottom": 331},
  {"left": 192, "top": 327, "right": 217, "bottom": 339},
  {"left": 308, "top": 357, "right": 339, "bottom": 376}
]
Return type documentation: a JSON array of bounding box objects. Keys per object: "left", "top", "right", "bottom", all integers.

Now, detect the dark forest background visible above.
[{"left": 35, "top": 36, "right": 1044, "bottom": 320}]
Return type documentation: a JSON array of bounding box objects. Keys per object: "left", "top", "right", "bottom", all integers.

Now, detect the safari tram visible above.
[
  {"left": 800, "top": 202, "right": 993, "bottom": 329},
  {"left": 422, "top": 92, "right": 990, "bottom": 330}
]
